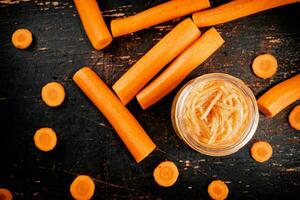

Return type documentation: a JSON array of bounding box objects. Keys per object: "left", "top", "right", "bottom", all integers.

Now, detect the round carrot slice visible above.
[
  {"left": 41, "top": 82, "right": 66, "bottom": 107},
  {"left": 250, "top": 141, "right": 273, "bottom": 163},
  {"left": 12, "top": 28, "right": 33, "bottom": 49},
  {"left": 34, "top": 127, "right": 57, "bottom": 152},
  {"left": 153, "top": 161, "right": 179, "bottom": 187},
  {"left": 70, "top": 175, "right": 95, "bottom": 200},
  {"left": 0, "top": 188, "right": 12, "bottom": 200},
  {"left": 252, "top": 54, "right": 278, "bottom": 79},
  {"left": 289, "top": 105, "right": 300, "bottom": 130},
  {"left": 208, "top": 180, "right": 229, "bottom": 200}
]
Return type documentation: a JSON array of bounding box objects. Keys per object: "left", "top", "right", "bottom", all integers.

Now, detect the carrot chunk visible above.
[
  {"left": 41, "top": 82, "right": 66, "bottom": 107},
  {"left": 34, "top": 127, "right": 57, "bottom": 152},
  {"left": 12, "top": 28, "right": 32, "bottom": 49},
  {"left": 0, "top": 188, "right": 13, "bottom": 200},
  {"left": 289, "top": 105, "right": 300, "bottom": 130},
  {"left": 252, "top": 54, "right": 278, "bottom": 79},
  {"left": 250, "top": 141, "right": 273, "bottom": 163},
  {"left": 153, "top": 161, "right": 179, "bottom": 187},
  {"left": 70, "top": 175, "right": 95, "bottom": 200},
  {"left": 208, "top": 180, "right": 229, "bottom": 200}
]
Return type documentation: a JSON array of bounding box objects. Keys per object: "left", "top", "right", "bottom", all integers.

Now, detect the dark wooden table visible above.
[{"left": 0, "top": 0, "right": 299, "bottom": 199}]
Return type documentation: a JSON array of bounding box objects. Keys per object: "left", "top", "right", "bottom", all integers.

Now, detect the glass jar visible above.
[{"left": 171, "top": 73, "right": 259, "bottom": 156}]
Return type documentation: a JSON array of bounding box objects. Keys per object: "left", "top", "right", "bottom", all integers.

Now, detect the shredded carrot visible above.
[
  {"left": 110, "top": 0, "right": 210, "bottom": 37},
  {"left": 70, "top": 175, "right": 95, "bottom": 200},
  {"left": 74, "top": 0, "right": 112, "bottom": 50},
  {"left": 153, "top": 161, "right": 179, "bottom": 187},
  {"left": 136, "top": 27, "right": 224, "bottom": 109},
  {"left": 12, "top": 28, "right": 32, "bottom": 49},
  {"left": 192, "top": 0, "right": 299, "bottom": 27},
  {"left": 113, "top": 18, "right": 201, "bottom": 105},
  {"left": 250, "top": 141, "right": 273, "bottom": 163},
  {"left": 208, "top": 180, "right": 229, "bottom": 200},
  {"left": 0, "top": 189, "right": 13, "bottom": 200},
  {"left": 41, "top": 82, "right": 66, "bottom": 107},
  {"left": 289, "top": 105, "right": 300, "bottom": 130},
  {"left": 73, "top": 67, "right": 156, "bottom": 163},
  {"left": 252, "top": 54, "right": 278, "bottom": 79},
  {"left": 257, "top": 74, "right": 300, "bottom": 117},
  {"left": 34, "top": 127, "right": 57, "bottom": 152}
]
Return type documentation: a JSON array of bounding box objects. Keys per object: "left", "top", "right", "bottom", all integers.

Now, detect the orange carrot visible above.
[
  {"left": 41, "top": 82, "right": 66, "bottom": 107},
  {"left": 257, "top": 74, "right": 300, "bottom": 117},
  {"left": 136, "top": 27, "right": 224, "bottom": 109},
  {"left": 250, "top": 141, "right": 273, "bottom": 163},
  {"left": 34, "top": 127, "right": 57, "bottom": 152},
  {"left": 0, "top": 188, "right": 13, "bottom": 200},
  {"left": 208, "top": 180, "right": 229, "bottom": 200},
  {"left": 153, "top": 161, "right": 179, "bottom": 187},
  {"left": 252, "top": 54, "right": 278, "bottom": 79},
  {"left": 192, "top": 0, "right": 299, "bottom": 27},
  {"left": 70, "top": 175, "right": 95, "bottom": 200},
  {"left": 110, "top": 0, "right": 210, "bottom": 37},
  {"left": 289, "top": 105, "right": 300, "bottom": 130},
  {"left": 73, "top": 67, "right": 156, "bottom": 162},
  {"left": 12, "top": 28, "right": 32, "bottom": 49},
  {"left": 74, "top": 0, "right": 112, "bottom": 50},
  {"left": 112, "top": 18, "right": 201, "bottom": 105}
]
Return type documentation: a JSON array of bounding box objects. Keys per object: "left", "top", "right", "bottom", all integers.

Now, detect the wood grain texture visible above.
[{"left": 0, "top": 0, "right": 299, "bottom": 199}]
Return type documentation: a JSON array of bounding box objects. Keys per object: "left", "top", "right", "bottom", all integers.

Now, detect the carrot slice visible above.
[
  {"left": 73, "top": 67, "right": 156, "bottom": 163},
  {"left": 0, "top": 188, "right": 13, "bottom": 200},
  {"left": 252, "top": 54, "right": 278, "bottom": 79},
  {"left": 70, "top": 175, "right": 95, "bottom": 200},
  {"left": 153, "top": 161, "right": 179, "bottom": 187},
  {"left": 250, "top": 141, "right": 273, "bottom": 163},
  {"left": 74, "top": 0, "right": 112, "bottom": 50},
  {"left": 192, "top": 0, "right": 299, "bottom": 27},
  {"left": 136, "top": 27, "right": 224, "bottom": 109},
  {"left": 289, "top": 105, "right": 300, "bottom": 130},
  {"left": 208, "top": 180, "right": 229, "bottom": 200},
  {"left": 41, "top": 82, "right": 66, "bottom": 107},
  {"left": 110, "top": 0, "right": 210, "bottom": 37},
  {"left": 257, "top": 74, "right": 300, "bottom": 117},
  {"left": 112, "top": 18, "right": 201, "bottom": 105},
  {"left": 34, "top": 127, "right": 57, "bottom": 152},
  {"left": 12, "top": 28, "right": 33, "bottom": 49}
]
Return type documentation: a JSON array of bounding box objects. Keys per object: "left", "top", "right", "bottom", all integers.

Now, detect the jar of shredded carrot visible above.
[{"left": 171, "top": 73, "right": 259, "bottom": 156}]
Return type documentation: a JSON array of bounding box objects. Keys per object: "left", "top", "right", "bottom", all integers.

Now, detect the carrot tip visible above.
[
  {"left": 34, "top": 127, "right": 57, "bottom": 152},
  {"left": 12, "top": 28, "right": 33, "bottom": 50},
  {"left": 41, "top": 82, "right": 66, "bottom": 107},
  {"left": 250, "top": 141, "right": 273, "bottom": 163},
  {"left": 70, "top": 175, "right": 95, "bottom": 200}
]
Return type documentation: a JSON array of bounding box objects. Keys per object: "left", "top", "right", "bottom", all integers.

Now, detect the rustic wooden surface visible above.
[{"left": 0, "top": 0, "right": 299, "bottom": 199}]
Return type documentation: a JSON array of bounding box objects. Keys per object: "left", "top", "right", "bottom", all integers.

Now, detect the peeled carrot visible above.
[
  {"left": 250, "top": 141, "right": 273, "bottom": 163},
  {"left": 70, "top": 175, "right": 95, "bottom": 200},
  {"left": 257, "top": 74, "right": 300, "bottom": 117},
  {"left": 208, "top": 180, "right": 229, "bottom": 200},
  {"left": 153, "top": 161, "right": 179, "bottom": 187},
  {"left": 136, "top": 27, "right": 224, "bottom": 109},
  {"left": 73, "top": 67, "right": 156, "bottom": 162},
  {"left": 289, "top": 105, "right": 300, "bottom": 130},
  {"left": 252, "top": 54, "right": 278, "bottom": 79},
  {"left": 113, "top": 18, "right": 201, "bottom": 105},
  {"left": 110, "top": 0, "right": 210, "bottom": 37},
  {"left": 0, "top": 188, "right": 13, "bottom": 200},
  {"left": 74, "top": 0, "right": 112, "bottom": 50},
  {"left": 41, "top": 82, "right": 66, "bottom": 107},
  {"left": 192, "top": 0, "right": 299, "bottom": 27},
  {"left": 12, "top": 28, "right": 32, "bottom": 49},
  {"left": 34, "top": 127, "right": 57, "bottom": 152}
]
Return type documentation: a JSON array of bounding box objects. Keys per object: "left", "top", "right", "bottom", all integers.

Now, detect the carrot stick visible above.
[
  {"left": 110, "top": 0, "right": 210, "bottom": 37},
  {"left": 74, "top": 0, "right": 112, "bottom": 50},
  {"left": 289, "top": 105, "right": 300, "bottom": 130},
  {"left": 41, "top": 82, "right": 66, "bottom": 107},
  {"left": 257, "top": 74, "right": 300, "bottom": 118},
  {"left": 70, "top": 175, "right": 95, "bottom": 200},
  {"left": 250, "top": 141, "right": 273, "bottom": 163},
  {"left": 12, "top": 28, "right": 32, "bottom": 49},
  {"left": 34, "top": 128, "right": 57, "bottom": 152},
  {"left": 136, "top": 27, "right": 224, "bottom": 109},
  {"left": 252, "top": 54, "right": 278, "bottom": 79},
  {"left": 112, "top": 18, "right": 201, "bottom": 105},
  {"left": 192, "top": 0, "right": 299, "bottom": 27},
  {"left": 208, "top": 180, "right": 229, "bottom": 200},
  {"left": 73, "top": 67, "right": 156, "bottom": 163},
  {"left": 153, "top": 161, "right": 179, "bottom": 187},
  {"left": 0, "top": 188, "right": 13, "bottom": 200}
]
